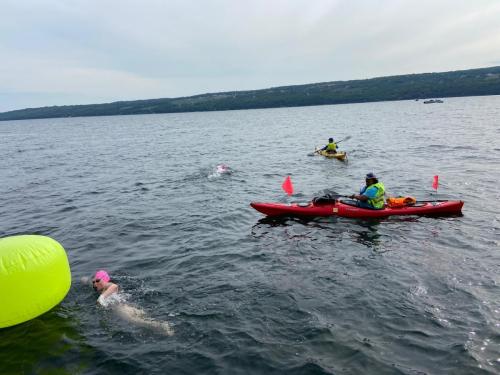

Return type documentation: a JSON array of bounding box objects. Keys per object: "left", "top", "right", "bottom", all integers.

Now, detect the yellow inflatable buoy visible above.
[{"left": 0, "top": 235, "right": 71, "bottom": 328}]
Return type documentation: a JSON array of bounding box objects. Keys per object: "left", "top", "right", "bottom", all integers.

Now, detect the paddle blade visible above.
[
  {"left": 308, "top": 147, "right": 320, "bottom": 156},
  {"left": 432, "top": 175, "right": 439, "bottom": 190},
  {"left": 282, "top": 175, "right": 294, "bottom": 196},
  {"left": 337, "top": 135, "right": 351, "bottom": 143}
]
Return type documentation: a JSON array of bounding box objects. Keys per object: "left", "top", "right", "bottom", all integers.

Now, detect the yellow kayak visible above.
[{"left": 318, "top": 150, "right": 347, "bottom": 161}]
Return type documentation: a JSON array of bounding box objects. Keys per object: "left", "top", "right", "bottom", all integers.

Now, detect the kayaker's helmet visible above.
[
  {"left": 365, "top": 172, "right": 378, "bottom": 183},
  {"left": 328, "top": 138, "right": 334, "bottom": 142}
]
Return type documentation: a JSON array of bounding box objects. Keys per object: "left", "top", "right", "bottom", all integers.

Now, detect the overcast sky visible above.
[{"left": 1, "top": 0, "right": 499, "bottom": 112}]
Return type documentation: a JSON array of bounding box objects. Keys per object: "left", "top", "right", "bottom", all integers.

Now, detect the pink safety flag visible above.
[
  {"left": 282, "top": 175, "right": 294, "bottom": 196},
  {"left": 432, "top": 175, "right": 439, "bottom": 191}
]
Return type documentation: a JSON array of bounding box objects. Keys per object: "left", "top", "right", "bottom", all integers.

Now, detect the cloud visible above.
[{"left": 1, "top": 0, "right": 500, "bottom": 111}]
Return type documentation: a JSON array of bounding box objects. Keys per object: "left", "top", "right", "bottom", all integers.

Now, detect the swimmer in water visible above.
[
  {"left": 92, "top": 270, "right": 118, "bottom": 302},
  {"left": 216, "top": 164, "right": 230, "bottom": 173},
  {"left": 83, "top": 270, "right": 174, "bottom": 336}
]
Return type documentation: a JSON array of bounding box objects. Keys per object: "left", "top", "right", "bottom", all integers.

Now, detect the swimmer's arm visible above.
[
  {"left": 101, "top": 283, "right": 119, "bottom": 298},
  {"left": 96, "top": 283, "right": 119, "bottom": 305}
]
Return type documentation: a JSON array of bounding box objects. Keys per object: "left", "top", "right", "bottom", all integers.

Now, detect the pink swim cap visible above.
[{"left": 94, "top": 270, "right": 110, "bottom": 283}]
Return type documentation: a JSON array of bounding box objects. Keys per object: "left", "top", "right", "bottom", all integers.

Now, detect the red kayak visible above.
[{"left": 250, "top": 200, "right": 463, "bottom": 218}]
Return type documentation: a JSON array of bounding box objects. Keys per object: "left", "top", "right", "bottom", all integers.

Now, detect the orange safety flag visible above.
[
  {"left": 432, "top": 175, "right": 439, "bottom": 190},
  {"left": 282, "top": 175, "right": 294, "bottom": 196}
]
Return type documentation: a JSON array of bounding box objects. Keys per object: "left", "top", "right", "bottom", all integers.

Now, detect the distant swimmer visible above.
[
  {"left": 216, "top": 164, "right": 230, "bottom": 173},
  {"left": 82, "top": 270, "right": 174, "bottom": 336}
]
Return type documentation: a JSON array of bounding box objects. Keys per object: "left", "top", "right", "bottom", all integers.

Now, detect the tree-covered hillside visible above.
[{"left": 1, "top": 66, "right": 500, "bottom": 121}]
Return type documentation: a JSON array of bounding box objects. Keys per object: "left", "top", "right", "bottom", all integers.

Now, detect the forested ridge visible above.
[{"left": 1, "top": 66, "right": 500, "bottom": 121}]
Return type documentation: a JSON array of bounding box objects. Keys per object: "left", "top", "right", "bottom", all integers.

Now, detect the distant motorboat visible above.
[{"left": 423, "top": 99, "right": 444, "bottom": 104}]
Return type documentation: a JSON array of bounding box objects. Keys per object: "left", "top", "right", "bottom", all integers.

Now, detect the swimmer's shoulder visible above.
[{"left": 106, "top": 282, "right": 119, "bottom": 293}]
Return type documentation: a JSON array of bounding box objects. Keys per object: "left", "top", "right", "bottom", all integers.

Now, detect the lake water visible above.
[{"left": 1, "top": 96, "right": 499, "bottom": 374}]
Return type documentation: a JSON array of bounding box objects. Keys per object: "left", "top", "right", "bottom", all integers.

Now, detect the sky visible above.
[{"left": 1, "top": 0, "right": 500, "bottom": 112}]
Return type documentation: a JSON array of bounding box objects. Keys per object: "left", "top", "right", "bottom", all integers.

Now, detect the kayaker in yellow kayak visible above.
[
  {"left": 350, "top": 173, "right": 386, "bottom": 209},
  {"left": 320, "top": 138, "right": 338, "bottom": 154}
]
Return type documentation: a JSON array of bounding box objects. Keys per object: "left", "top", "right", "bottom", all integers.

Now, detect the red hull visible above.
[{"left": 250, "top": 200, "right": 463, "bottom": 218}]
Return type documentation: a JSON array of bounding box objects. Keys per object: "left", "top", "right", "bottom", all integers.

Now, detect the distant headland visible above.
[{"left": 1, "top": 66, "right": 499, "bottom": 121}]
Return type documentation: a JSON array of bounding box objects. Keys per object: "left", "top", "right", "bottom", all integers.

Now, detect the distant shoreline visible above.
[{"left": 1, "top": 66, "right": 500, "bottom": 122}]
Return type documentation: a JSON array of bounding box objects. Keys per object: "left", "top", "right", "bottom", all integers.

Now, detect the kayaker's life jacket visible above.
[
  {"left": 361, "top": 182, "right": 385, "bottom": 209},
  {"left": 326, "top": 142, "right": 337, "bottom": 152},
  {"left": 386, "top": 196, "right": 416, "bottom": 208}
]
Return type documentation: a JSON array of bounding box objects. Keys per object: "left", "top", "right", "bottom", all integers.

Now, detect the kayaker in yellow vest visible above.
[
  {"left": 321, "top": 138, "right": 338, "bottom": 154},
  {"left": 350, "top": 172, "right": 385, "bottom": 209}
]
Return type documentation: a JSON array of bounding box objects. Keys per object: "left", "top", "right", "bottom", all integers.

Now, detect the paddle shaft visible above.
[
  {"left": 415, "top": 200, "right": 451, "bottom": 203},
  {"left": 336, "top": 136, "right": 351, "bottom": 144}
]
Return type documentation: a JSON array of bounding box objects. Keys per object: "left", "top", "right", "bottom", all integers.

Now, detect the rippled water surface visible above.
[{"left": 1, "top": 96, "right": 499, "bottom": 374}]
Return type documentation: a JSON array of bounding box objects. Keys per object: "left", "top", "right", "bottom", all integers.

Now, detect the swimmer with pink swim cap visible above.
[
  {"left": 94, "top": 270, "right": 110, "bottom": 283},
  {"left": 216, "top": 164, "right": 229, "bottom": 173},
  {"left": 92, "top": 269, "right": 118, "bottom": 300},
  {"left": 83, "top": 269, "right": 175, "bottom": 336}
]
